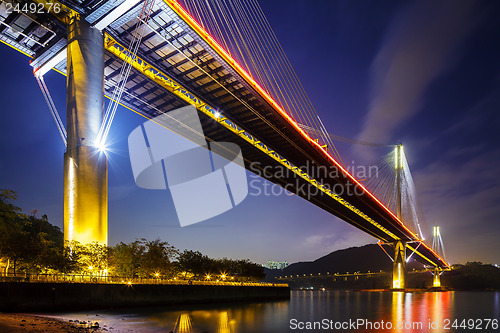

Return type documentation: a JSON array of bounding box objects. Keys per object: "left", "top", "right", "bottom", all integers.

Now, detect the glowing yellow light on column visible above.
[
  {"left": 393, "top": 263, "right": 402, "bottom": 289},
  {"left": 433, "top": 273, "right": 440, "bottom": 287},
  {"left": 68, "top": 157, "right": 76, "bottom": 243},
  {"left": 400, "top": 146, "right": 404, "bottom": 169},
  {"left": 395, "top": 147, "right": 398, "bottom": 169}
]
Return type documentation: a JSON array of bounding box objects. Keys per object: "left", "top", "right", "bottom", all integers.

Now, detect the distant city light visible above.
[{"left": 264, "top": 260, "right": 288, "bottom": 270}]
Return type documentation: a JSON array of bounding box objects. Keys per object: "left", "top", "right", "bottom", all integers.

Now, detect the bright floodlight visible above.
[{"left": 95, "top": 141, "right": 108, "bottom": 153}]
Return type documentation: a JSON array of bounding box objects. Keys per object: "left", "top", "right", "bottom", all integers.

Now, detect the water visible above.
[{"left": 52, "top": 291, "right": 500, "bottom": 332}]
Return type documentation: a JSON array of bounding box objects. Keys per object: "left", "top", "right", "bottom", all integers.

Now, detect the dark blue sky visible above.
[{"left": 1, "top": 0, "right": 499, "bottom": 265}]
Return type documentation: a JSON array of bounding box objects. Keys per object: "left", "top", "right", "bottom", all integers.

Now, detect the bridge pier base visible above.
[
  {"left": 392, "top": 240, "right": 406, "bottom": 289},
  {"left": 64, "top": 15, "right": 107, "bottom": 246},
  {"left": 433, "top": 267, "right": 441, "bottom": 288}
]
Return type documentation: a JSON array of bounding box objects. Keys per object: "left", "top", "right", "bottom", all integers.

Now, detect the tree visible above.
[
  {"left": 77, "top": 242, "right": 109, "bottom": 275},
  {"left": 137, "top": 238, "right": 178, "bottom": 278},
  {"left": 109, "top": 241, "right": 144, "bottom": 277},
  {"left": 236, "top": 259, "right": 265, "bottom": 281},
  {"left": 0, "top": 191, "right": 42, "bottom": 275},
  {"left": 0, "top": 189, "right": 22, "bottom": 275},
  {"left": 0, "top": 223, "right": 40, "bottom": 275},
  {"left": 177, "top": 250, "right": 210, "bottom": 278},
  {"left": 0, "top": 190, "right": 69, "bottom": 275},
  {"left": 0, "top": 190, "right": 21, "bottom": 222}
]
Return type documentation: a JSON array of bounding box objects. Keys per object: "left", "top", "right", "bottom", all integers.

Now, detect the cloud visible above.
[
  {"left": 413, "top": 148, "right": 500, "bottom": 264},
  {"left": 356, "top": 0, "right": 479, "bottom": 159},
  {"left": 302, "top": 229, "right": 373, "bottom": 258}
]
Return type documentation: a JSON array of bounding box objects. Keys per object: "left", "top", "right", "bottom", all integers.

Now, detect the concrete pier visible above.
[{"left": 64, "top": 16, "right": 107, "bottom": 245}]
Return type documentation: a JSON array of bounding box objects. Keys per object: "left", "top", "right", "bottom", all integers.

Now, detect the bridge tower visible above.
[
  {"left": 432, "top": 226, "right": 443, "bottom": 287},
  {"left": 63, "top": 15, "right": 108, "bottom": 246},
  {"left": 392, "top": 144, "right": 406, "bottom": 289}
]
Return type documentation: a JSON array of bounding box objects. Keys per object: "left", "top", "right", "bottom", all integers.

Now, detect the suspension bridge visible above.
[{"left": 0, "top": 0, "right": 448, "bottom": 288}]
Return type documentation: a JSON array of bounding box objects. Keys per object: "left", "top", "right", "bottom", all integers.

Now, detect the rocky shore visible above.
[{"left": 0, "top": 313, "right": 103, "bottom": 332}]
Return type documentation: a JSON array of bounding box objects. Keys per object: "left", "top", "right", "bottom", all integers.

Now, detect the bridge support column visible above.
[
  {"left": 64, "top": 15, "right": 107, "bottom": 245},
  {"left": 433, "top": 267, "right": 441, "bottom": 288},
  {"left": 392, "top": 240, "right": 406, "bottom": 289}
]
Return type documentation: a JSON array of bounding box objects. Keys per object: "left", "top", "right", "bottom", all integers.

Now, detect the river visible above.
[{"left": 51, "top": 290, "right": 499, "bottom": 332}]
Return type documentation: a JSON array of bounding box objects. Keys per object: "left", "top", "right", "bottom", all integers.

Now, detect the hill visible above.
[{"left": 265, "top": 243, "right": 421, "bottom": 280}]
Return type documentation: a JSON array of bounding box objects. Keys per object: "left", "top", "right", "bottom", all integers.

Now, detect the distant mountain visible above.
[{"left": 265, "top": 243, "right": 421, "bottom": 280}]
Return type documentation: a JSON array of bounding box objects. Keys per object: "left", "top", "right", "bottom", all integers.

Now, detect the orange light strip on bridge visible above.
[
  {"left": 164, "top": 0, "right": 413, "bottom": 225},
  {"left": 165, "top": 0, "right": 448, "bottom": 267}
]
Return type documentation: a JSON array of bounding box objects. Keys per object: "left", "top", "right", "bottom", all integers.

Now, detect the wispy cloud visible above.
[
  {"left": 414, "top": 148, "right": 500, "bottom": 264},
  {"left": 357, "top": 0, "right": 480, "bottom": 156},
  {"left": 302, "top": 229, "right": 373, "bottom": 258}
]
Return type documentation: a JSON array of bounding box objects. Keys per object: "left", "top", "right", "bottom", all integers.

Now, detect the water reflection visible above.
[
  {"left": 391, "top": 292, "right": 403, "bottom": 332},
  {"left": 57, "top": 291, "right": 499, "bottom": 333},
  {"left": 217, "top": 312, "right": 230, "bottom": 333},
  {"left": 175, "top": 313, "right": 192, "bottom": 333}
]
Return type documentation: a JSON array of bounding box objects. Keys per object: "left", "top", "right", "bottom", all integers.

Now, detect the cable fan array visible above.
[
  {"left": 96, "top": 0, "right": 156, "bottom": 150},
  {"left": 299, "top": 123, "right": 395, "bottom": 148},
  {"left": 362, "top": 147, "right": 428, "bottom": 241},
  {"left": 178, "top": 0, "right": 342, "bottom": 163},
  {"left": 35, "top": 75, "right": 67, "bottom": 146},
  {"left": 432, "top": 226, "right": 447, "bottom": 263}
]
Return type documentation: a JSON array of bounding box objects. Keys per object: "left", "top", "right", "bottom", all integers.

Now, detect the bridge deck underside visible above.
[{"left": 0, "top": 0, "right": 447, "bottom": 269}]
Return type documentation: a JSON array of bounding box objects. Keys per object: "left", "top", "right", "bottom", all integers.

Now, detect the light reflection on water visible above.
[{"left": 56, "top": 291, "right": 499, "bottom": 332}]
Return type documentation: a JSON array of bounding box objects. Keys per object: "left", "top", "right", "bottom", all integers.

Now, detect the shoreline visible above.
[
  {"left": 0, "top": 313, "right": 103, "bottom": 332},
  {"left": 0, "top": 282, "right": 289, "bottom": 312}
]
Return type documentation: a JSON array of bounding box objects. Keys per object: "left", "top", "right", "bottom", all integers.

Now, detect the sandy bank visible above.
[{"left": 0, "top": 313, "right": 102, "bottom": 332}]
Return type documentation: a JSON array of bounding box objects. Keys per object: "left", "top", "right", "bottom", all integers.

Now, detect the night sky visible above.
[{"left": 1, "top": 0, "right": 499, "bottom": 266}]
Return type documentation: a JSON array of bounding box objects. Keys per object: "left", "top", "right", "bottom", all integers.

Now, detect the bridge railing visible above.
[{"left": 0, "top": 273, "right": 287, "bottom": 287}]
